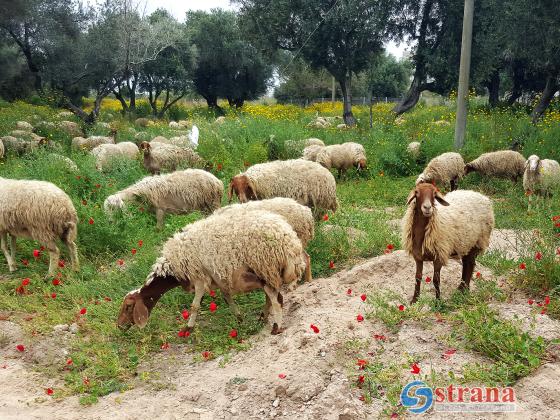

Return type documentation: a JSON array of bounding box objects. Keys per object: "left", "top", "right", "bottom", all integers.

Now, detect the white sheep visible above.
[
  {"left": 402, "top": 183, "right": 494, "bottom": 303},
  {"left": 10, "top": 130, "right": 44, "bottom": 142},
  {"left": 16, "top": 121, "right": 34, "bottom": 132},
  {"left": 58, "top": 120, "right": 83, "bottom": 137},
  {"left": 91, "top": 142, "right": 139, "bottom": 171},
  {"left": 72, "top": 129, "right": 117, "bottom": 151},
  {"left": 285, "top": 138, "right": 325, "bottom": 157},
  {"left": 104, "top": 169, "right": 223, "bottom": 229},
  {"left": 135, "top": 118, "right": 152, "bottom": 128},
  {"left": 523, "top": 155, "right": 560, "bottom": 209},
  {"left": 1, "top": 135, "right": 44, "bottom": 155},
  {"left": 302, "top": 144, "right": 325, "bottom": 162},
  {"left": 0, "top": 177, "right": 79, "bottom": 276},
  {"left": 228, "top": 159, "right": 338, "bottom": 214},
  {"left": 116, "top": 210, "right": 305, "bottom": 335},
  {"left": 315, "top": 142, "right": 367, "bottom": 178},
  {"left": 416, "top": 152, "right": 465, "bottom": 191},
  {"left": 465, "top": 150, "right": 526, "bottom": 181},
  {"left": 215, "top": 197, "right": 314, "bottom": 282},
  {"left": 139, "top": 141, "right": 203, "bottom": 175},
  {"left": 407, "top": 142, "right": 421, "bottom": 160}
]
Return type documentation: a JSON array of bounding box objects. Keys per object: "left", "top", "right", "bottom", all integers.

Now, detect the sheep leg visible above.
[
  {"left": 1, "top": 232, "right": 17, "bottom": 272},
  {"left": 222, "top": 292, "right": 242, "bottom": 321},
  {"left": 45, "top": 241, "right": 60, "bottom": 277},
  {"left": 65, "top": 239, "right": 80, "bottom": 272},
  {"left": 459, "top": 249, "right": 478, "bottom": 292},
  {"left": 337, "top": 168, "right": 343, "bottom": 180},
  {"left": 433, "top": 260, "right": 442, "bottom": 300},
  {"left": 263, "top": 285, "right": 284, "bottom": 335},
  {"left": 155, "top": 208, "right": 166, "bottom": 230},
  {"left": 184, "top": 281, "right": 205, "bottom": 331},
  {"left": 260, "top": 293, "right": 271, "bottom": 322},
  {"left": 411, "top": 259, "right": 423, "bottom": 304},
  {"left": 303, "top": 251, "right": 312, "bottom": 282},
  {"left": 450, "top": 177, "right": 458, "bottom": 191}
]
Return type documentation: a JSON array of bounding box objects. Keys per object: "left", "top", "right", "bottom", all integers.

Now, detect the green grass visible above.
[{"left": 1, "top": 98, "right": 559, "bottom": 403}]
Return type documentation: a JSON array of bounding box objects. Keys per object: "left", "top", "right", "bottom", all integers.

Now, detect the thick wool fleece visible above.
[
  {"left": 146, "top": 142, "right": 202, "bottom": 172},
  {"left": 416, "top": 152, "right": 465, "bottom": 186},
  {"left": 523, "top": 156, "right": 560, "bottom": 195},
  {"left": 155, "top": 210, "right": 305, "bottom": 293},
  {"left": 72, "top": 135, "right": 114, "bottom": 151},
  {"left": 316, "top": 142, "right": 366, "bottom": 171},
  {"left": 467, "top": 150, "right": 525, "bottom": 179},
  {"left": 407, "top": 142, "right": 421, "bottom": 159},
  {"left": 244, "top": 159, "right": 337, "bottom": 211},
  {"left": 402, "top": 189, "right": 494, "bottom": 265},
  {"left": 91, "top": 142, "right": 139, "bottom": 171},
  {"left": 215, "top": 197, "right": 314, "bottom": 246},
  {"left": 105, "top": 169, "right": 223, "bottom": 215},
  {"left": 302, "top": 145, "right": 325, "bottom": 162}
]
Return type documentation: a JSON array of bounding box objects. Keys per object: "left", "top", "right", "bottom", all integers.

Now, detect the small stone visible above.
[
  {"left": 275, "top": 385, "right": 287, "bottom": 397},
  {"left": 320, "top": 351, "right": 326, "bottom": 357},
  {"left": 69, "top": 323, "right": 79, "bottom": 334},
  {"left": 272, "top": 398, "right": 280, "bottom": 408}
]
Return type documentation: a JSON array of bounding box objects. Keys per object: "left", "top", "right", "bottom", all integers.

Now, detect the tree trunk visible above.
[
  {"left": 157, "top": 91, "right": 186, "bottom": 118},
  {"left": 227, "top": 97, "right": 235, "bottom": 107},
  {"left": 394, "top": 75, "right": 423, "bottom": 115},
  {"left": 487, "top": 70, "right": 500, "bottom": 107},
  {"left": 113, "top": 89, "right": 129, "bottom": 114},
  {"left": 234, "top": 98, "right": 244, "bottom": 108},
  {"left": 204, "top": 95, "right": 223, "bottom": 114},
  {"left": 531, "top": 75, "right": 558, "bottom": 124},
  {"left": 339, "top": 76, "right": 356, "bottom": 126},
  {"left": 506, "top": 62, "right": 524, "bottom": 105}
]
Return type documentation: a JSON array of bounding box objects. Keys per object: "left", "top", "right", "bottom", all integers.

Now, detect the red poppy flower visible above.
[
  {"left": 181, "top": 309, "right": 189, "bottom": 320},
  {"left": 46, "top": 388, "right": 54, "bottom": 395},
  {"left": 209, "top": 290, "right": 216, "bottom": 298},
  {"left": 329, "top": 261, "right": 335, "bottom": 269},
  {"left": 104, "top": 296, "right": 111, "bottom": 302},
  {"left": 21, "top": 278, "right": 30, "bottom": 286},
  {"left": 52, "top": 278, "right": 60, "bottom": 286},
  {"left": 229, "top": 329, "right": 238, "bottom": 338},
  {"left": 21, "top": 259, "right": 29, "bottom": 266},
  {"left": 58, "top": 260, "right": 65, "bottom": 268},
  {"left": 139, "top": 207, "right": 145, "bottom": 212},
  {"left": 138, "top": 240, "right": 143, "bottom": 247},
  {"left": 346, "top": 289, "right": 352, "bottom": 295},
  {"left": 528, "top": 299, "right": 534, "bottom": 305},
  {"left": 357, "top": 359, "right": 367, "bottom": 369},
  {"left": 79, "top": 308, "right": 87, "bottom": 315},
  {"left": 131, "top": 248, "right": 137, "bottom": 255},
  {"left": 555, "top": 223, "right": 560, "bottom": 228},
  {"left": 76, "top": 176, "right": 81, "bottom": 180},
  {"left": 386, "top": 244, "right": 394, "bottom": 250},
  {"left": 541, "top": 309, "right": 547, "bottom": 315},
  {"left": 322, "top": 214, "right": 329, "bottom": 221},
  {"left": 391, "top": 413, "right": 398, "bottom": 419},
  {"left": 398, "top": 304, "right": 405, "bottom": 311},
  {"left": 553, "top": 215, "right": 560, "bottom": 221},
  {"left": 360, "top": 294, "right": 367, "bottom": 302},
  {"left": 16, "top": 344, "right": 25, "bottom": 352},
  {"left": 209, "top": 302, "right": 217, "bottom": 312},
  {"left": 217, "top": 163, "right": 223, "bottom": 171},
  {"left": 356, "top": 314, "right": 364, "bottom": 322},
  {"left": 41, "top": 246, "right": 45, "bottom": 251},
  {"left": 359, "top": 395, "right": 365, "bottom": 401},
  {"left": 95, "top": 184, "right": 101, "bottom": 189},
  {"left": 66, "top": 359, "right": 73, "bottom": 365},
  {"left": 278, "top": 373, "right": 286, "bottom": 379},
  {"left": 535, "top": 252, "right": 543, "bottom": 261},
  {"left": 117, "top": 259, "right": 124, "bottom": 266},
  {"left": 519, "top": 262, "right": 526, "bottom": 270},
  {"left": 15, "top": 285, "right": 25, "bottom": 295},
  {"left": 425, "top": 276, "right": 431, "bottom": 283},
  {"left": 545, "top": 296, "right": 550, "bottom": 305},
  {"left": 476, "top": 272, "right": 481, "bottom": 278},
  {"left": 202, "top": 351, "right": 211, "bottom": 359},
  {"left": 557, "top": 248, "right": 560, "bottom": 256},
  {"left": 33, "top": 249, "right": 40, "bottom": 258},
  {"left": 310, "top": 324, "right": 320, "bottom": 334},
  {"left": 51, "top": 293, "right": 57, "bottom": 299},
  {"left": 88, "top": 217, "right": 94, "bottom": 225},
  {"left": 178, "top": 330, "right": 185, "bottom": 338},
  {"left": 83, "top": 377, "right": 90, "bottom": 386},
  {"left": 357, "top": 375, "right": 365, "bottom": 384},
  {"left": 160, "top": 342, "right": 170, "bottom": 350},
  {"left": 410, "top": 363, "right": 420, "bottom": 374}
]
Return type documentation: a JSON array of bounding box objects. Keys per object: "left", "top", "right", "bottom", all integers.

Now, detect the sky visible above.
[{"left": 143, "top": 0, "right": 407, "bottom": 58}]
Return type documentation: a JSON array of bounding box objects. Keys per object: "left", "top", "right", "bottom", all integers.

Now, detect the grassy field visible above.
[{"left": 0, "top": 98, "right": 559, "bottom": 404}]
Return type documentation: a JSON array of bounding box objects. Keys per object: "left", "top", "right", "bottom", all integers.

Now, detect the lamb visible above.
[
  {"left": 465, "top": 150, "right": 526, "bottom": 181},
  {"left": 72, "top": 129, "right": 117, "bottom": 151},
  {"left": 402, "top": 183, "right": 494, "bottom": 303},
  {"left": 214, "top": 197, "right": 314, "bottom": 281},
  {"left": 228, "top": 159, "right": 338, "bottom": 214},
  {"left": 416, "top": 152, "right": 465, "bottom": 191},
  {"left": 523, "top": 155, "right": 560, "bottom": 208},
  {"left": 0, "top": 177, "right": 79, "bottom": 276},
  {"left": 407, "top": 142, "right": 421, "bottom": 159},
  {"left": 302, "top": 144, "right": 325, "bottom": 162},
  {"left": 116, "top": 210, "right": 306, "bottom": 335},
  {"left": 91, "top": 142, "right": 139, "bottom": 171},
  {"left": 104, "top": 169, "right": 223, "bottom": 229},
  {"left": 139, "top": 141, "right": 203, "bottom": 175},
  {"left": 315, "top": 142, "right": 367, "bottom": 178}
]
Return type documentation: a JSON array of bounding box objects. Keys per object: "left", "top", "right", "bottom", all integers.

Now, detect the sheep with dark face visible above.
[{"left": 402, "top": 183, "right": 494, "bottom": 303}]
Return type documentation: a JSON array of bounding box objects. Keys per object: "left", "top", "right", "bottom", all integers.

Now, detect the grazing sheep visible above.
[
  {"left": 58, "top": 120, "right": 83, "bottom": 137},
  {"left": 104, "top": 169, "right": 223, "bottom": 229},
  {"left": 1, "top": 135, "right": 45, "bottom": 155},
  {"left": 228, "top": 159, "right": 338, "bottom": 214},
  {"left": 139, "top": 141, "right": 203, "bottom": 175},
  {"left": 402, "top": 183, "right": 494, "bottom": 303},
  {"left": 151, "top": 135, "right": 195, "bottom": 149},
  {"left": 72, "top": 129, "right": 117, "bottom": 151},
  {"left": 117, "top": 210, "right": 305, "bottom": 334},
  {"left": 285, "top": 138, "right": 325, "bottom": 157},
  {"left": 315, "top": 142, "right": 367, "bottom": 178},
  {"left": 523, "top": 155, "right": 560, "bottom": 209},
  {"left": 465, "top": 150, "right": 526, "bottom": 181},
  {"left": 0, "top": 177, "right": 79, "bottom": 276},
  {"left": 135, "top": 118, "right": 151, "bottom": 127},
  {"left": 215, "top": 197, "right": 314, "bottom": 282},
  {"left": 16, "top": 121, "right": 34, "bottom": 132},
  {"left": 416, "top": 152, "right": 465, "bottom": 191},
  {"left": 302, "top": 144, "right": 325, "bottom": 162},
  {"left": 407, "top": 142, "right": 421, "bottom": 160},
  {"left": 91, "top": 142, "right": 139, "bottom": 171},
  {"left": 10, "top": 130, "right": 44, "bottom": 142},
  {"left": 307, "top": 116, "right": 331, "bottom": 129}
]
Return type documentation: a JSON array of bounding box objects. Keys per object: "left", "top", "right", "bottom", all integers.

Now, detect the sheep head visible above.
[
  {"left": 407, "top": 183, "right": 449, "bottom": 217},
  {"left": 139, "top": 141, "right": 151, "bottom": 154},
  {"left": 526, "top": 155, "right": 541, "bottom": 172},
  {"left": 464, "top": 163, "right": 475, "bottom": 175},
  {"left": 228, "top": 174, "right": 258, "bottom": 203},
  {"left": 117, "top": 289, "right": 149, "bottom": 330},
  {"left": 355, "top": 158, "right": 367, "bottom": 171}
]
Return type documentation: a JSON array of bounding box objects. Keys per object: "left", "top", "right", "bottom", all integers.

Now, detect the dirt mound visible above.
[{"left": 2, "top": 251, "right": 559, "bottom": 419}]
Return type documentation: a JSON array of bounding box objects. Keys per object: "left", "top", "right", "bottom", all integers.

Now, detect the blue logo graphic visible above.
[{"left": 400, "top": 380, "right": 434, "bottom": 414}]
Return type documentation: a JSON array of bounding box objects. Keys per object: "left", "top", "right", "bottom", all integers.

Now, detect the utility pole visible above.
[
  {"left": 331, "top": 76, "right": 336, "bottom": 102},
  {"left": 454, "top": 0, "right": 475, "bottom": 149}
]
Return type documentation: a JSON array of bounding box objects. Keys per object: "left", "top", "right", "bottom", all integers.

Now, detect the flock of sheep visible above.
[{"left": 1, "top": 114, "right": 560, "bottom": 336}]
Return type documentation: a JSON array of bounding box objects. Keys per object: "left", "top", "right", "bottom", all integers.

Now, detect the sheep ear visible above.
[
  {"left": 435, "top": 191, "right": 450, "bottom": 206},
  {"left": 132, "top": 297, "right": 149, "bottom": 328},
  {"left": 227, "top": 181, "right": 234, "bottom": 203},
  {"left": 248, "top": 179, "right": 258, "bottom": 200},
  {"left": 406, "top": 190, "right": 416, "bottom": 204}
]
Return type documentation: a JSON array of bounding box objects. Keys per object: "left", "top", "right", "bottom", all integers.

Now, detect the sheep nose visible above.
[{"left": 422, "top": 203, "right": 432, "bottom": 213}]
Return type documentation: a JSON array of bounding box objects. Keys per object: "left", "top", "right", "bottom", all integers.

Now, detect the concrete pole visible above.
[
  {"left": 331, "top": 76, "right": 336, "bottom": 102},
  {"left": 454, "top": 0, "right": 475, "bottom": 150}
]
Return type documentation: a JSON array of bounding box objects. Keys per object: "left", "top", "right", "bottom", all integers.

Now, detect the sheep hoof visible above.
[{"left": 271, "top": 323, "right": 285, "bottom": 335}]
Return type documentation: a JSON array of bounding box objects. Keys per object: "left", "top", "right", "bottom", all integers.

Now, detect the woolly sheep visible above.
[
  {"left": 215, "top": 197, "right": 314, "bottom": 282},
  {"left": 407, "top": 142, "right": 421, "bottom": 159},
  {"left": 305, "top": 138, "right": 325, "bottom": 147},
  {"left": 16, "top": 121, "right": 34, "bottom": 131},
  {"left": 302, "top": 144, "right": 324, "bottom": 162},
  {"left": 1, "top": 135, "right": 44, "bottom": 155},
  {"left": 72, "top": 129, "right": 117, "bottom": 151},
  {"left": 523, "top": 155, "right": 560, "bottom": 208},
  {"left": 285, "top": 138, "right": 325, "bottom": 157},
  {"left": 152, "top": 135, "right": 195, "bottom": 149},
  {"left": 228, "top": 159, "right": 338, "bottom": 214},
  {"left": 402, "top": 183, "right": 494, "bottom": 303},
  {"left": 104, "top": 169, "right": 223, "bottom": 229},
  {"left": 117, "top": 210, "right": 305, "bottom": 334},
  {"left": 139, "top": 141, "right": 203, "bottom": 175},
  {"left": 315, "top": 142, "right": 367, "bottom": 178},
  {"left": 416, "top": 152, "right": 465, "bottom": 191},
  {"left": 10, "top": 130, "right": 44, "bottom": 142},
  {"left": 58, "top": 120, "right": 83, "bottom": 137},
  {"left": 0, "top": 177, "right": 79, "bottom": 276},
  {"left": 135, "top": 118, "right": 151, "bottom": 127},
  {"left": 465, "top": 150, "right": 526, "bottom": 181},
  {"left": 91, "top": 142, "right": 139, "bottom": 171}
]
